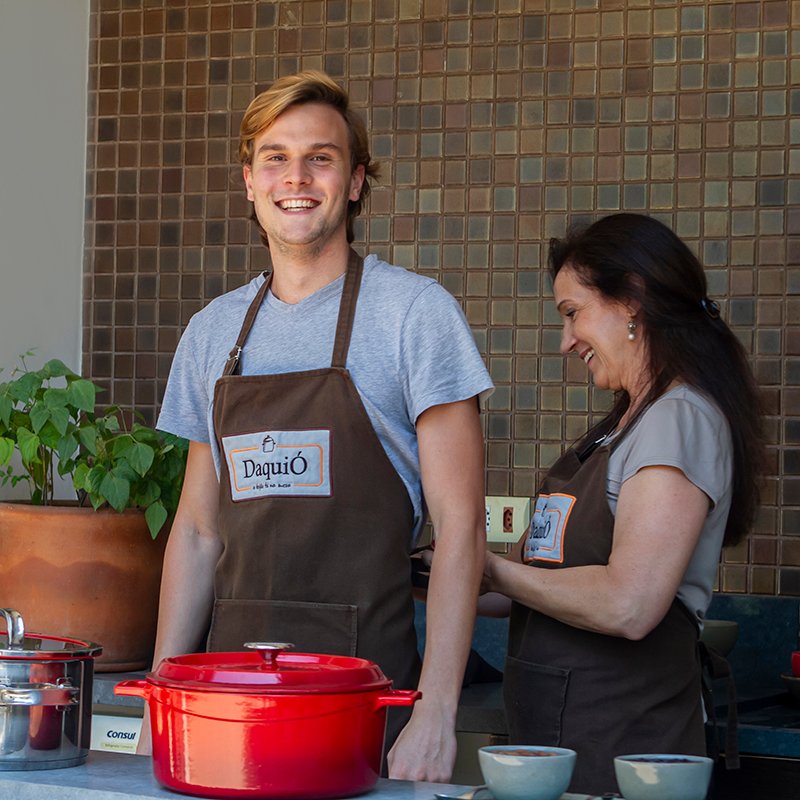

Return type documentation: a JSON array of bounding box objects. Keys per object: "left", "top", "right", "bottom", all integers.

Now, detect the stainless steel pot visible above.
[{"left": 0, "top": 608, "right": 102, "bottom": 770}]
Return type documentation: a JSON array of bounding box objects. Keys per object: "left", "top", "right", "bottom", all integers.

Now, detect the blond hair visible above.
[{"left": 240, "top": 71, "right": 379, "bottom": 245}]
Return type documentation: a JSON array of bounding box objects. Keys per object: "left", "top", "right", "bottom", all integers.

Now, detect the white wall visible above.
[
  {"left": 0, "top": 0, "right": 89, "bottom": 497},
  {"left": 0, "top": 0, "right": 89, "bottom": 375}
]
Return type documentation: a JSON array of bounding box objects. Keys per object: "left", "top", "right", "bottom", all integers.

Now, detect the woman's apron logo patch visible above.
[
  {"left": 221, "top": 429, "right": 331, "bottom": 500},
  {"left": 523, "top": 492, "right": 576, "bottom": 563}
]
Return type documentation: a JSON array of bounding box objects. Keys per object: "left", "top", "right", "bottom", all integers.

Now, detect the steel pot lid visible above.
[
  {"left": 0, "top": 609, "right": 102, "bottom": 660},
  {"left": 150, "top": 642, "right": 392, "bottom": 694}
]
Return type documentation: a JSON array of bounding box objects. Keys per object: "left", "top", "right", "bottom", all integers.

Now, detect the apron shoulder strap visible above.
[
  {"left": 223, "top": 252, "right": 362, "bottom": 376},
  {"left": 223, "top": 272, "right": 272, "bottom": 376},
  {"left": 331, "top": 249, "right": 364, "bottom": 369}
]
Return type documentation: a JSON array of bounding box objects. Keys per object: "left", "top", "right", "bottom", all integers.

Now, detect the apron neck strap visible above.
[
  {"left": 223, "top": 271, "right": 272, "bottom": 376},
  {"left": 331, "top": 249, "right": 364, "bottom": 369},
  {"left": 223, "top": 250, "right": 364, "bottom": 376}
]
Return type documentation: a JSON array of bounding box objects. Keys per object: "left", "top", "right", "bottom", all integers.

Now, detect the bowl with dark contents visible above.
[
  {"left": 477, "top": 744, "right": 576, "bottom": 800},
  {"left": 613, "top": 754, "right": 713, "bottom": 800}
]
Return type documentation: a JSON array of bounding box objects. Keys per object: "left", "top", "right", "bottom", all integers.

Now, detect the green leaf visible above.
[
  {"left": 8, "top": 371, "right": 43, "bottom": 403},
  {"left": 133, "top": 479, "right": 161, "bottom": 508},
  {"left": 99, "top": 471, "right": 130, "bottom": 512},
  {"left": 43, "top": 387, "right": 70, "bottom": 410},
  {"left": 111, "top": 435, "right": 135, "bottom": 459},
  {"left": 29, "top": 403, "right": 50, "bottom": 434},
  {"left": 89, "top": 492, "right": 106, "bottom": 511},
  {"left": 86, "top": 465, "right": 106, "bottom": 494},
  {"left": 38, "top": 421, "right": 64, "bottom": 449},
  {"left": 114, "top": 461, "right": 139, "bottom": 483},
  {"left": 49, "top": 407, "right": 70, "bottom": 436},
  {"left": 103, "top": 414, "right": 120, "bottom": 432},
  {"left": 0, "top": 437, "right": 14, "bottom": 465},
  {"left": 127, "top": 442, "right": 155, "bottom": 477},
  {"left": 131, "top": 424, "right": 159, "bottom": 444},
  {"left": 56, "top": 433, "right": 79, "bottom": 463},
  {"left": 78, "top": 425, "right": 98, "bottom": 455},
  {"left": 68, "top": 379, "right": 97, "bottom": 413},
  {"left": 72, "top": 462, "right": 90, "bottom": 490},
  {"left": 17, "top": 428, "right": 41, "bottom": 465},
  {"left": 145, "top": 501, "right": 168, "bottom": 539},
  {"left": 0, "top": 395, "right": 12, "bottom": 427},
  {"left": 42, "top": 359, "right": 74, "bottom": 379}
]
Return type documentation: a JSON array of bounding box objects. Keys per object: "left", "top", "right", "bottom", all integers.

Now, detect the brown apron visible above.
[
  {"left": 208, "top": 250, "right": 421, "bottom": 748},
  {"left": 504, "top": 437, "right": 706, "bottom": 795}
]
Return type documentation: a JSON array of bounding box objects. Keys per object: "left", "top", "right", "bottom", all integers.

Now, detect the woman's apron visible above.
[
  {"left": 503, "top": 438, "right": 706, "bottom": 795},
  {"left": 208, "top": 250, "right": 421, "bottom": 748}
]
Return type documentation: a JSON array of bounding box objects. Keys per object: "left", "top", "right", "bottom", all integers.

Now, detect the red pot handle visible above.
[
  {"left": 376, "top": 689, "right": 422, "bottom": 707},
  {"left": 114, "top": 679, "right": 150, "bottom": 699}
]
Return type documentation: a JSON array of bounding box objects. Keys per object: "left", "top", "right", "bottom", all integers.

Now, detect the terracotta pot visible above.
[{"left": 0, "top": 503, "right": 167, "bottom": 672}]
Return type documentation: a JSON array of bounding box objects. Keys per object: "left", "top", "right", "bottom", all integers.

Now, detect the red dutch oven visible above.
[{"left": 115, "top": 642, "right": 421, "bottom": 799}]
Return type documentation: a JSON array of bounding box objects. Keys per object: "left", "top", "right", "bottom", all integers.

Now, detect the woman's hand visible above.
[
  {"left": 481, "top": 550, "right": 500, "bottom": 593},
  {"left": 477, "top": 552, "right": 513, "bottom": 617}
]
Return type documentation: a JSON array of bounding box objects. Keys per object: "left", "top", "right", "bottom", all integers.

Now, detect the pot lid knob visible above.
[
  {"left": 244, "top": 642, "right": 295, "bottom": 670},
  {"left": 0, "top": 609, "right": 25, "bottom": 650}
]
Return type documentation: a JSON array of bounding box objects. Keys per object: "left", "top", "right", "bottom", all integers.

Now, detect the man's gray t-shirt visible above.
[
  {"left": 606, "top": 385, "right": 733, "bottom": 623},
  {"left": 157, "top": 254, "right": 494, "bottom": 542}
]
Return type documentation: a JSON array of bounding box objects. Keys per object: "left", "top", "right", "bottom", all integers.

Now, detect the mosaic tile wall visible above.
[{"left": 84, "top": 1, "right": 799, "bottom": 596}]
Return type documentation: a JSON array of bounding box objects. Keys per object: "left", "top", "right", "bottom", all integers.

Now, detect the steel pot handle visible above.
[
  {"left": 376, "top": 689, "right": 422, "bottom": 708},
  {"left": 0, "top": 682, "right": 79, "bottom": 707},
  {"left": 0, "top": 608, "right": 25, "bottom": 649},
  {"left": 114, "top": 679, "right": 150, "bottom": 699}
]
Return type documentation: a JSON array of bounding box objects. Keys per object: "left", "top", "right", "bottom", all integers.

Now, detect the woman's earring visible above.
[{"left": 627, "top": 319, "right": 637, "bottom": 341}]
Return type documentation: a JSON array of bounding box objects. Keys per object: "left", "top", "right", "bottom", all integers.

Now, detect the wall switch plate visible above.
[{"left": 485, "top": 496, "right": 531, "bottom": 543}]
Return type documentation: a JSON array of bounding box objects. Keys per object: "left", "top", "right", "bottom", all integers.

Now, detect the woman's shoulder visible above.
[
  {"left": 619, "top": 384, "right": 732, "bottom": 465},
  {"left": 611, "top": 384, "right": 733, "bottom": 491},
  {"left": 645, "top": 384, "right": 727, "bottom": 432}
]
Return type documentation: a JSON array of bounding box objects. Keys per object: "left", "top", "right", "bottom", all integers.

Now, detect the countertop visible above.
[
  {"left": 0, "top": 751, "right": 596, "bottom": 800},
  {"left": 0, "top": 751, "right": 474, "bottom": 800}
]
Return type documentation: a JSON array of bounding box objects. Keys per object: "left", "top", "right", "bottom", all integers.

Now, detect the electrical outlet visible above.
[{"left": 485, "top": 496, "right": 531, "bottom": 543}]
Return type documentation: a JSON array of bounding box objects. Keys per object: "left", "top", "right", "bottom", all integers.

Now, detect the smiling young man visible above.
[{"left": 147, "top": 71, "right": 493, "bottom": 782}]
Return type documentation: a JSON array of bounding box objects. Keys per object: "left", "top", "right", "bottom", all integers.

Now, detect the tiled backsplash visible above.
[{"left": 84, "top": 1, "right": 798, "bottom": 595}]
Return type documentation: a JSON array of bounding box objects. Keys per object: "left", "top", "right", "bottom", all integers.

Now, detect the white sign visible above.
[
  {"left": 90, "top": 714, "right": 142, "bottom": 754},
  {"left": 221, "top": 428, "right": 332, "bottom": 501}
]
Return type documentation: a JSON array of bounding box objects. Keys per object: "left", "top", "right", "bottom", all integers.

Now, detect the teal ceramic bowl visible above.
[
  {"left": 478, "top": 745, "right": 576, "bottom": 800},
  {"left": 613, "top": 754, "right": 713, "bottom": 800}
]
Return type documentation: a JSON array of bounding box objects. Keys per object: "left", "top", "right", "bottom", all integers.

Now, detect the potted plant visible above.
[{"left": 0, "top": 354, "right": 188, "bottom": 671}]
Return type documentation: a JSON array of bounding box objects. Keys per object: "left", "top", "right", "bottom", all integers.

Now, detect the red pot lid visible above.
[
  {"left": 149, "top": 643, "right": 392, "bottom": 694},
  {"left": 0, "top": 609, "right": 102, "bottom": 660}
]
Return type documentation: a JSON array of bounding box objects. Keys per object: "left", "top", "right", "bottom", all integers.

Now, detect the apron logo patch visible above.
[
  {"left": 523, "top": 492, "right": 576, "bottom": 564},
  {"left": 222, "top": 429, "right": 331, "bottom": 501}
]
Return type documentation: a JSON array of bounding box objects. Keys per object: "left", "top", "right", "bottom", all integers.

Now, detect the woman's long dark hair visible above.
[{"left": 549, "top": 213, "right": 765, "bottom": 546}]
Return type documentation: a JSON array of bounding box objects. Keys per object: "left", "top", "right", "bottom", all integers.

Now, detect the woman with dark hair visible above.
[{"left": 481, "top": 213, "right": 765, "bottom": 794}]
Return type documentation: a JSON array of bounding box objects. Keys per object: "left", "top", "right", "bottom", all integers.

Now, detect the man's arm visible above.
[
  {"left": 387, "top": 398, "right": 486, "bottom": 782},
  {"left": 136, "top": 440, "right": 223, "bottom": 754}
]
